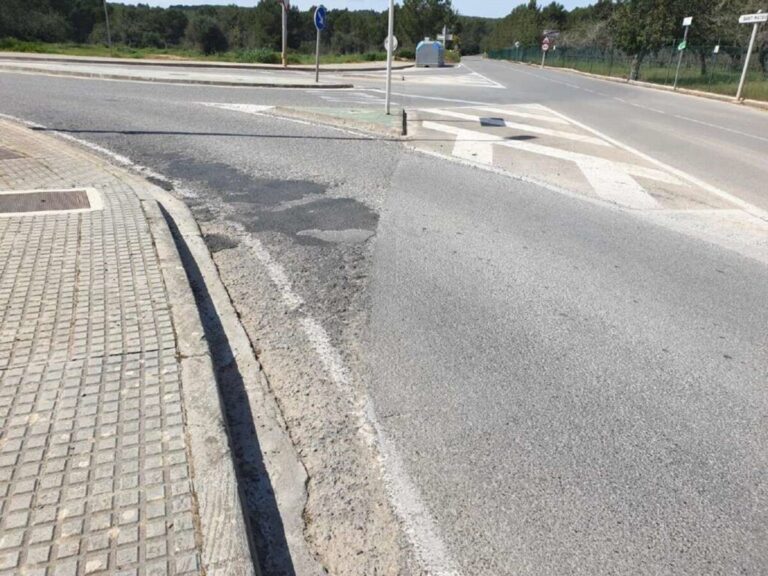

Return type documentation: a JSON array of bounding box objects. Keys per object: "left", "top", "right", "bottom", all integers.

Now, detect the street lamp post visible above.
[
  {"left": 277, "top": 0, "right": 289, "bottom": 67},
  {"left": 385, "top": 0, "right": 395, "bottom": 115},
  {"left": 103, "top": 0, "right": 112, "bottom": 50}
]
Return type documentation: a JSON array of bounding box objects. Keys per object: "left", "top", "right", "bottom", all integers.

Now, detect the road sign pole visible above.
[
  {"left": 673, "top": 21, "right": 691, "bottom": 90},
  {"left": 315, "top": 28, "right": 321, "bottom": 83},
  {"left": 540, "top": 50, "right": 546, "bottom": 69},
  {"left": 385, "top": 0, "right": 395, "bottom": 115},
  {"left": 736, "top": 22, "right": 760, "bottom": 100},
  {"left": 281, "top": 2, "right": 288, "bottom": 68},
  {"left": 103, "top": 0, "right": 112, "bottom": 50}
]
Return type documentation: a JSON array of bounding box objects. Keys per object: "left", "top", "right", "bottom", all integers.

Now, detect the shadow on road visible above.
[{"left": 160, "top": 204, "right": 297, "bottom": 576}]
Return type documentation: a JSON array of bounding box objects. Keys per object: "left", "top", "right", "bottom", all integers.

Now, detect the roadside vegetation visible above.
[
  {"left": 0, "top": 0, "right": 474, "bottom": 64},
  {"left": 484, "top": 0, "right": 768, "bottom": 101}
]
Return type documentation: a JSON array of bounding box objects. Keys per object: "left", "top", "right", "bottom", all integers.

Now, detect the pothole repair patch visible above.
[{"left": 0, "top": 188, "right": 103, "bottom": 217}]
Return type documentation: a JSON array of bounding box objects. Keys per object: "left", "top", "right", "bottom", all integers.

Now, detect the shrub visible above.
[
  {"left": 236, "top": 48, "right": 280, "bottom": 64},
  {"left": 186, "top": 16, "right": 228, "bottom": 55},
  {"left": 398, "top": 48, "right": 415, "bottom": 60}
]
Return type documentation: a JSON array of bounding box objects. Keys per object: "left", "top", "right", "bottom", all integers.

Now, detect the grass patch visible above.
[{"left": 0, "top": 38, "right": 397, "bottom": 66}]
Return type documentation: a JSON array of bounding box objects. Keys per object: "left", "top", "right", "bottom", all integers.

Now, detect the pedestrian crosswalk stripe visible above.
[{"left": 421, "top": 108, "right": 611, "bottom": 147}]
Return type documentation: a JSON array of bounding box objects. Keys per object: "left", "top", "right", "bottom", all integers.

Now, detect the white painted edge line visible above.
[
  {"left": 460, "top": 60, "right": 507, "bottom": 89},
  {"left": 0, "top": 186, "right": 103, "bottom": 218},
  {"left": 420, "top": 107, "right": 611, "bottom": 146},
  {"left": 542, "top": 106, "right": 768, "bottom": 222},
  {"left": 4, "top": 110, "right": 459, "bottom": 576}
]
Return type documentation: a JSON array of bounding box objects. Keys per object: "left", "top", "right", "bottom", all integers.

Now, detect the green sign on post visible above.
[{"left": 677, "top": 40, "right": 687, "bottom": 51}]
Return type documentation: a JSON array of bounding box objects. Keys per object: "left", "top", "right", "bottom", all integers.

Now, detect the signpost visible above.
[
  {"left": 541, "top": 37, "right": 550, "bottom": 69},
  {"left": 736, "top": 11, "right": 767, "bottom": 100},
  {"left": 103, "top": 0, "right": 112, "bottom": 49},
  {"left": 314, "top": 5, "right": 327, "bottom": 83},
  {"left": 278, "top": 0, "right": 289, "bottom": 67},
  {"left": 673, "top": 16, "right": 692, "bottom": 90},
  {"left": 385, "top": 0, "right": 395, "bottom": 115}
]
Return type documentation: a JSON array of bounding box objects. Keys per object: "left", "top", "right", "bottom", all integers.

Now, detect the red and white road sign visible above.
[{"left": 542, "top": 38, "right": 551, "bottom": 52}]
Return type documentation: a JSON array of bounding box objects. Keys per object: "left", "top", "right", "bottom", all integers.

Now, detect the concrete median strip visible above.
[{"left": 0, "top": 61, "right": 354, "bottom": 89}]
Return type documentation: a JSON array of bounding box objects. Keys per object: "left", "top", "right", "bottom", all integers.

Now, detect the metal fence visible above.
[{"left": 487, "top": 43, "right": 768, "bottom": 101}]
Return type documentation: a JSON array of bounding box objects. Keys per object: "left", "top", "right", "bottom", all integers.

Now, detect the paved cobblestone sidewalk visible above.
[{"left": 0, "top": 119, "right": 252, "bottom": 575}]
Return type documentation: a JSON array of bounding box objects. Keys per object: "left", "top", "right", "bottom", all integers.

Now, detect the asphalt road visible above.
[{"left": 1, "top": 62, "right": 766, "bottom": 575}]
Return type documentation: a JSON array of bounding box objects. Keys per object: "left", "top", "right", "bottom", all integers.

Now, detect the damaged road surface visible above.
[{"left": 2, "top": 71, "right": 768, "bottom": 576}]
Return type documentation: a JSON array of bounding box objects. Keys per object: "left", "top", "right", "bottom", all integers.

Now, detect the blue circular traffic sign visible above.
[{"left": 314, "top": 5, "right": 327, "bottom": 31}]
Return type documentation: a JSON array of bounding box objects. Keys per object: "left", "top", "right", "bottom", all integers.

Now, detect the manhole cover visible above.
[
  {"left": 0, "top": 188, "right": 102, "bottom": 216},
  {"left": 0, "top": 147, "right": 23, "bottom": 160}
]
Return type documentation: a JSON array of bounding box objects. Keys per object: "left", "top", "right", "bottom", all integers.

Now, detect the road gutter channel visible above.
[{"left": 138, "top": 179, "right": 324, "bottom": 576}]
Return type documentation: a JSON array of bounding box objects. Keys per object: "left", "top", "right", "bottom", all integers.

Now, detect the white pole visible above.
[
  {"left": 673, "top": 24, "right": 690, "bottom": 90},
  {"left": 385, "top": 0, "right": 395, "bottom": 115},
  {"left": 281, "top": 3, "right": 288, "bottom": 68},
  {"left": 540, "top": 49, "right": 546, "bottom": 69},
  {"left": 103, "top": 0, "right": 112, "bottom": 49},
  {"left": 736, "top": 21, "right": 760, "bottom": 100},
  {"left": 315, "top": 28, "right": 321, "bottom": 83}
]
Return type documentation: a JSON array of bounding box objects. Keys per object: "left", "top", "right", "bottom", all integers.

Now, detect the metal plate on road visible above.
[
  {"left": 740, "top": 13, "right": 768, "bottom": 24},
  {"left": 314, "top": 5, "right": 327, "bottom": 31}
]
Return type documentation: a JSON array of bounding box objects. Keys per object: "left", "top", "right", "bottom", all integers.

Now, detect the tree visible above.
[
  {"left": 486, "top": 2, "right": 541, "bottom": 51},
  {"left": 186, "top": 15, "right": 228, "bottom": 54},
  {"left": 398, "top": 0, "right": 456, "bottom": 48},
  {"left": 611, "top": 0, "right": 678, "bottom": 80}
]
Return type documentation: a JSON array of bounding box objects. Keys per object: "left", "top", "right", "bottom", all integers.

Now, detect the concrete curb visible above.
[
  {"left": 504, "top": 60, "right": 768, "bottom": 112},
  {"left": 268, "top": 105, "right": 408, "bottom": 139},
  {"left": 0, "top": 51, "right": 414, "bottom": 72},
  {"left": 4, "top": 113, "right": 323, "bottom": 575},
  {"left": 136, "top": 181, "right": 324, "bottom": 576},
  {"left": 139, "top": 196, "right": 258, "bottom": 576},
  {"left": 0, "top": 64, "right": 354, "bottom": 89}
]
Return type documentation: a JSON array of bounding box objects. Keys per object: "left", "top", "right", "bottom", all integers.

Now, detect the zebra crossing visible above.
[{"left": 410, "top": 103, "right": 747, "bottom": 212}]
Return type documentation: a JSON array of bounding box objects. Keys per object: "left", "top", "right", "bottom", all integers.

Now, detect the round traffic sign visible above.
[
  {"left": 542, "top": 43, "right": 550, "bottom": 52},
  {"left": 314, "top": 5, "right": 327, "bottom": 31},
  {"left": 384, "top": 35, "right": 399, "bottom": 52}
]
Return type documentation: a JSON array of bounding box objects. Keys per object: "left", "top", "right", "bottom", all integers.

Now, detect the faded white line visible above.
[
  {"left": 467, "top": 105, "right": 571, "bottom": 125},
  {"left": 422, "top": 108, "right": 610, "bottom": 146},
  {"left": 16, "top": 112, "right": 461, "bottom": 576},
  {"left": 422, "top": 120, "right": 659, "bottom": 209},
  {"left": 542, "top": 107, "right": 768, "bottom": 221},
  {"left": 461, "top": 61, "right": 506, "bottom": 89}
]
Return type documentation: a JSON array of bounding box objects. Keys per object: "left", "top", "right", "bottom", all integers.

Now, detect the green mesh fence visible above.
[{"left": 487, "top": 43, "right": 768, "bottom": 101}]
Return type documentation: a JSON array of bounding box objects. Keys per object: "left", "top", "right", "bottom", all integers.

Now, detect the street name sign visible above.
[
  {"left": 739, "top": 13, "right": 768, "bottom": 24},
  {"left": 682, "top": 16, "right": 693, "bottom": 26}
]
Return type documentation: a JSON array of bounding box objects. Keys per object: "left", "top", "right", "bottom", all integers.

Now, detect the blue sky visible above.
[{"left": 140, "top": 1, "right": 592, "bottom": 19}]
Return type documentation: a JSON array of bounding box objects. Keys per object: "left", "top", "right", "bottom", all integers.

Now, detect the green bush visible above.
[
  {"left": 445, "top": 49, "right": 461, "bottom": 63},
  {"left": 236, "top": 48, "right": 280, "bottom": 64},
  {"left": 186, "top": 16, "right": 228, "bottom": 55},
  {"left": 398, "top": 49, "right": 415, "bottom": 60}
]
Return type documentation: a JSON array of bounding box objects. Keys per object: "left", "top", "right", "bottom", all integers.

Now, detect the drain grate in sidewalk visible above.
[{"left": 0, "top": 188, "right": 102, "bottom": 216}]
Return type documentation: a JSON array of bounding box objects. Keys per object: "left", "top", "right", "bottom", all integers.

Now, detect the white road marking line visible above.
[
  {"left": 508, "top": 64, "right": 768, "bottom": 145},
  {"left": 422, "top": 120, "right": 660, "bottom": 209},
  {"left": 460, "top": 61, "right": 506, "bottom": 89},
  {"left": 24, "top": 112, "right": 459, "bottom": 576},
  {"left": 466, "top": 105, "right": 571, "bottom": 125},
  {"left": 421, "top": 108, "right": 611, "bottom": 147},
  {"left": 198, "top": 103, "right": 275, "bottom": 114},
  {"left": 542, "top": 106, "right": 768, "bottom": 221}
]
